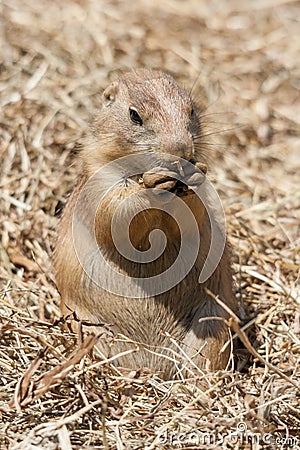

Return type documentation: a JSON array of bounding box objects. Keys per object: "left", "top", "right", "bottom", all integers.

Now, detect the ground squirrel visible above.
[{"left": 53, "top": 69, "right": 238, "bottom": 378}]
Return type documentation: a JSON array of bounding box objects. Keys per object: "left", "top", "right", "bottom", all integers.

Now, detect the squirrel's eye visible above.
[{"left": 129, "top": 107, "right": 143, "bottom": 126}]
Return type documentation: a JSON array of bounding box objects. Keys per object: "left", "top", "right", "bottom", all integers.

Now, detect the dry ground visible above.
[{"left": 0, "top": 0, "right": 300, "bottom": 449}]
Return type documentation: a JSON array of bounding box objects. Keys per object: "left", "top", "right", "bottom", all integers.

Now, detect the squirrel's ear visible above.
[{"left": 102, "top": 81, "right": 118, "bottom": 106}]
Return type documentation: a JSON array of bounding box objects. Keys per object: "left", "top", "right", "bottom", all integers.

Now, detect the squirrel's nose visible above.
[
  {"left": 174, "top": 143, "right": 193, "bottom": 160},
  {"left": 163, "top": 137, "right": 194, "bottom": 161}
]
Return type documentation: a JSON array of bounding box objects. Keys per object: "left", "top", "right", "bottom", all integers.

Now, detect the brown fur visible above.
[{"left": 53, "top": 69, "right": 238, "bottom": 378}]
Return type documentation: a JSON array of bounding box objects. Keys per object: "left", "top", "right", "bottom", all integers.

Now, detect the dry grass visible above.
[{"left": 0, "top": 0, "right": 300, "bottom": 448}]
